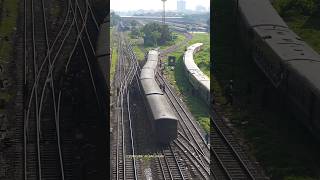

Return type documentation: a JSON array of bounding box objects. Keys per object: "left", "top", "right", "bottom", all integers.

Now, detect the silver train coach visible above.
[{"left": 140, "top": 50, "right": 178, "bottom": 144}]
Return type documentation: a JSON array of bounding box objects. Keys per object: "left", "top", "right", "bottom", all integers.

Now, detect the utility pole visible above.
[{"left": 161, "top": 0, "right": 167, "bottom": 25}]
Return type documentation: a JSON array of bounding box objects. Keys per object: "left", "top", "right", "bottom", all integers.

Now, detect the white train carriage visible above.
[{"left": 183, "top": 43, "right": 210, "bottom": 105}]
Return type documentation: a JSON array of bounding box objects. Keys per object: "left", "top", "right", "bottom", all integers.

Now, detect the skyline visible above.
[{"left": 111, "top": 0, "right": 210, "bottom": 12}]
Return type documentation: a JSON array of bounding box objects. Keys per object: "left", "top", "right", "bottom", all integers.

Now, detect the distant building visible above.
[
  {"left": 177, "top": 0, "right": 186, "bottom": 12},
  {"left": 196, "top": 5, "right": 207, "bottom": 12}
]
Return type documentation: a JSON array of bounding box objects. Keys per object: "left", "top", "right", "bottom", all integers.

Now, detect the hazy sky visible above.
[{"left": 111, "top": 0, "right": 210, "bottom": 11}]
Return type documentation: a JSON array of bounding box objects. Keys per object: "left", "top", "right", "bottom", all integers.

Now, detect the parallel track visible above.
[
  {"left": 155, "top": 73, "right": 210, "bottom": 179},
  {"left": 21, "top": 0, "right": 101, "bottom": 179},
  {"left": 112, "top": 31, "right": 140, "bottom": 180}
]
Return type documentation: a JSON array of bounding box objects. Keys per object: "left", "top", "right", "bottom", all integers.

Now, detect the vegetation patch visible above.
[
  {"left": 283, "top": 13, "right": 320, "bottom": 54},
  {"left": 0, "top": 0, "right": 18, "bottom": 103},
  {"left": 110, "top": 27, "right": 118, "bottom": 81},
  {"left": 142, "top": 23, "right": 172, "bottom": 46},
  {"left": 128, "top": 30, "right": 185, "bottom": 61},
  {"left": 272, "top": 0, "right": 320, "bottom": 54},
  {"left": 127, "top": 36, "right": 145, "bottom": 61},
  {"left": 159, "top": 32, "right": 186, "bottom": 50},
  {"left": 50, "top": 0, "right": 61, "bottom": 18},
  {"left": 272, "top": 0, "right": 318, "bottom": 16},
  {"left": 0, "top": 0, "right": 18, "bottom": 64}
]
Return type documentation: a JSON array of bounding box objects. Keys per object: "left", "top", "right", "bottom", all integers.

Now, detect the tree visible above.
[
  {"left": 130, "top": 27, "right": 141, "bottom": 38},
  {"left": 111, "top": 12, "right": 121, "bottom": 26},
  {"left": 151, "top": 31, "right": 161, "bottom": 46},
  {"left": 159, "top": 25, "right": 172, "bottom": 44},
  {"left": 142, "top": 22, "right": 172, "bottom": 46},
  {"left": 130, "top": 20, "right": 138, "bottom": 27}
]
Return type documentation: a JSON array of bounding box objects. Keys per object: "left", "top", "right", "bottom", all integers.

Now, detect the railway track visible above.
[
  {"left": 209, "top": 112, "right": 267, "bottom": 180},
  {"left": 17, "top": 0, "right": 102, "bottom": 179},
  {"left": 112, "top": 31, "right": 140, "bottom": 180},
  {"left": 124, "top": 30, "right": 209, "bottom": 179},
  {"left": 115, "top": 28, "right": 212, "bottom": 179},
  {"left": 155, "top": 73, "right": 210, "bottom": 179}
]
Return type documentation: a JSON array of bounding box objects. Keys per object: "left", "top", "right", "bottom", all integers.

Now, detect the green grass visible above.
[
  {"left": 284, "top": 14, "right": 320, "bottom": 53},
  {"left": 0, "top": 91, "right": 12, "bottom": 102},
  {"left": 0, "top": 0, "right": 18, "bottom": 64},
  {"left": 50, "top": 0, "right": 60, "bottom": 18},
  {"left": 188, "top": 33, "right": 210, "bottom": 77},
  {"left": 0, "top": 0, "right": 18, "bottom": 104},
  {"left": 127, "top": 32, "right": 146, "bottom": 61},
  {"left": 129, "top": 37, "right": 145, "bottom": 61},
  {"left": 110, "top": 27, "right": 118, "bottom": 81},
  {"left": 159, "top": 32, "right": 186, "bottom": 50}
]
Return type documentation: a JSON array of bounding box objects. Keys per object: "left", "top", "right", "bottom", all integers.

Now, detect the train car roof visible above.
[
  {"left": 201, "top": 80, "right": 210, "bottom": 91},
  {"left": 184, "top": 53, "right": 200, "bottom": 70},
  {"left": 140, "top": 68, "right": 155, "bottom": 79},
  {"left": 143, "top": 60, "right": 158, "bottom": 70},
  {"left": 141, "top": 79, "right": 163, "bottom": 95},
  {"left": 147, "top": 50, "right": 159, "bottom": 60},
  {"left": 287, "top": 60, "right": 320, "bottom": 96},
  {"left": 187, "top": 43, "right": 203, "bottom": 52},
  {"left": 238, "top": 0, "right": 287, "bottom": 27},
  {"left": 146, "top": 94, "right": 177, "bottom": 121},
  {"left": 255, "top": 26, "right": 320, "bottom": 62},
  {"left": 184, "top": 43, "right": 210, "bottom": 91}
]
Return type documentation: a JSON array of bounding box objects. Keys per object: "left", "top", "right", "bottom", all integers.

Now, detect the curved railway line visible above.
[{"left": 16, "top": 0, "right": 102, "bottom": 179}]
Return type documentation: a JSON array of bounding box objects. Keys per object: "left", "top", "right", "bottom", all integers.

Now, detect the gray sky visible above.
[{"left": 111, "top": 0, "right": 210, "bottom": 11}]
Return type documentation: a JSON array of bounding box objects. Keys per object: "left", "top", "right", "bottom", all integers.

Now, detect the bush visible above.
[{"left": 273, "top": 0, "right": 318, "bottom": 16}]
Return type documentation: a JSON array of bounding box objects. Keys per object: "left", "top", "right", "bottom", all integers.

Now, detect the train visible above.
[
  {"left": 140, "top": 50, "right": 178, "bottom": 144},
  {"left": 236, "top": 0, "right": 320, "bottom": 137},
  {"left": 183, "top": 43, "right": 210, "bottom": 105},
  {"left": 95, "top": 17, "right": 110, "bottom": 83}
]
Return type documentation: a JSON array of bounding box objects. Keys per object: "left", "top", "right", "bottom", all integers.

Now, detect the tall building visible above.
[{"left": 177, "top": 0, "right": 186, "bottom": 12}]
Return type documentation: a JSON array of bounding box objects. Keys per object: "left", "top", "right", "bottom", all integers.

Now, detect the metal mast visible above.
[{"left": 162, "top": 0, "right": 167, "bottom": 24}]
